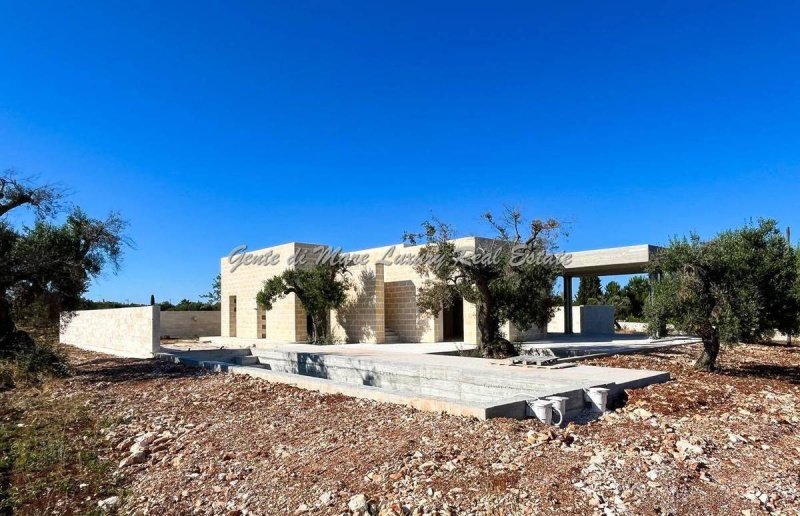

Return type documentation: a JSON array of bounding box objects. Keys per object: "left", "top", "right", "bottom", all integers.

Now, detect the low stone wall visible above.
[
  {"left": 547, "top": 305, "right": 615, "bottom": 335},
  {"left": 59, "top": 306, "right": 160, "bottom": 358},
  {"left": 618, "top": 321, "right": 649, "bottom": 333},
  {"left": 160, "top": 311, "right": 221, "bottom": 338}
]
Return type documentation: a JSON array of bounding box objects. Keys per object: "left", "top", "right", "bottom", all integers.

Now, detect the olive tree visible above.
[
  {"left": 406, "top": 209, "right": 565, "bottom": 358},
  {"left": 646, "top": 219, "right": 799, "bottom": 371},
  {"left": 0, "top": 171, "right": 128, "bottom": 370},
  {"left": 257, "top": 262, "right": 351, "bottom": 344}
]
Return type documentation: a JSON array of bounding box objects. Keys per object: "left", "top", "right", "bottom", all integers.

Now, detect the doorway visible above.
[{"left": 442, "top": 296, "right": 464, "bottom": 342}]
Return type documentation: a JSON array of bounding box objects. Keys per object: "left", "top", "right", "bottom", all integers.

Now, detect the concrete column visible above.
[
  {"left": 563, "top": 275, "right": 573, "bottom": 334},
  {"left": 648, "top": 272, "right": 665, "bottom": 338}
]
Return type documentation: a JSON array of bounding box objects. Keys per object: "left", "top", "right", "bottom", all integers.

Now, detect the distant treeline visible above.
[{"left": 79, "top": 298, "right": 219, "bottom": 311}]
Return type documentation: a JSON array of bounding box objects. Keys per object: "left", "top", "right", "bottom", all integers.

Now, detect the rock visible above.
[
  {"left": 348, "top": 494, "right": 368, "bottom": 513},
  {"left": 728, "top": 433, "right": 747, "bottom": 444},
  {"left": 116, "top": 437, "right": 134, "bottom": 451},
  {"left": 589, "top": 453, "right": 605, "bottom": 465},
  {"left": 676, "top": 440, "right": 703, "bottom": 455},
  {"left": 133, "top": 432, "right": 156, "bottom": 448},
  {"left": 98, "top": 496, "right": 120, "bottom": 511},
  {"left": 119, "top": 450, "right": 147, "bottom": 468},
  {"left": 319, "top": 492, "right": 333, "bottom": 505}
]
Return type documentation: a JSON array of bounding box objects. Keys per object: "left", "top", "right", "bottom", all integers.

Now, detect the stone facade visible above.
[
  {"left": 220, "top": 238, "right": 548, "bottom": 344},
  {"left": 220, "top": 242, "right": 317, "bottom": 342}
]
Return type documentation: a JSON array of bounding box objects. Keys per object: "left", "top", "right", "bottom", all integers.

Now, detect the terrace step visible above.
[
  {"left": 232, "top": 355, "right": 260, "bottom": 366},
  {"left": 384, "top": 328, "right": 401, "bottom": 344}
]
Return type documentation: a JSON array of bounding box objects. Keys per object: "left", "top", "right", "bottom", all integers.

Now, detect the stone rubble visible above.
[{"left": 12, "top": 342, "right": 800, "bottom": 515}]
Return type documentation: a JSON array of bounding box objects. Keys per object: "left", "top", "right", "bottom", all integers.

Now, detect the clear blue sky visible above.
[{"left": 1, "top": 1, "right": 798, "bottom": 303}]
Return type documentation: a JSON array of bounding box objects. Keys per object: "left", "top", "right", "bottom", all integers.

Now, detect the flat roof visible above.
[
  {"left": 562, "top": 244, "right": 661, "bottom": 276},
  {"left": 229, "top": 241, "right": 661, "bottom": 276}
]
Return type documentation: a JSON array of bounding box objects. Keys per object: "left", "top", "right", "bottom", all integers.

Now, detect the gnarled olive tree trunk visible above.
[
  {"left": 475, "top": 282, "right": 515, "bottom": 358},
  {"left": 694, "top": 328, "right": 720, "bottom": 372},
  {"left": 0, "top": 297, "right": 16, "bottom": 347}
]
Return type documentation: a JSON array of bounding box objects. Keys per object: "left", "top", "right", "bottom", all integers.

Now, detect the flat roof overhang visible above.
[{"left": 561, "top": 244, "right": 661, "bottom": 276}]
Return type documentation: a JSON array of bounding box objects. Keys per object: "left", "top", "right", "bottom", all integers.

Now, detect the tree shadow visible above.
[
  {"left": 73, "top": 357, "right": 210, "bottom": 385},
  {"left": 720, "top": 363, "right": 800, "bottom": 384},
  {"left": 336, "top": 268, "right": 382, "bottom": 343},
  {"left": 384, "top": 280, "right": 431, "bottom": 343}
]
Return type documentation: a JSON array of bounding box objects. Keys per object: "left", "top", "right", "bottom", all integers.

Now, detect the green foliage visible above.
[
  {"left": 200, "top": 274, "right": 221, "bottom": 309},
  {"left": 407, "top": 209, "right": 564, "bottom": 358},
  {"left": 623, "top": 276, "right": 650, "bottom": 319},
  {"left": 600, "top": 277, "right": 651, "bottom": 323},
  {"left": 0, "top": 170, "right": 128, "bottom": 382},
  {"left": 257, "top": 263, "right": 351, "bottom": 343},
  {"left": 602, "top": 280, "right": 631, "bottom": 323},
  {"left": 0, "top": 334, "right": 70, "bottom": 390},
  {"left": 575, "top": 276, "right": 603, "bottom": 305},
  {"left": 0, "top": 392, "right": 125, "bottom": 513},
  {"left": 159, "top": 299, "right": 218, "bottom": 311},
  {"left": 78, "top": 298, "right": 141, "bottom": 310},
  {"left": 647, "top": 219, "right": 800, "bottom": 371}
]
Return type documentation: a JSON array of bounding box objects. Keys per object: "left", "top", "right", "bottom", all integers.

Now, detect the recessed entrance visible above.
[{"left": 442, "top": 297, "right": 464, "bottom": 342}]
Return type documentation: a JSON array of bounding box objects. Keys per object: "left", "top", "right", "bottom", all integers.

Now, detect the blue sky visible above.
[{"left": 1, "top": 1, "right": 799, "bottom": 303}]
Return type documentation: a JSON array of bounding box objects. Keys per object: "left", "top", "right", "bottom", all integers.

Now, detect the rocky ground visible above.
[{"left": 1, "top": 341, "right": 799, "bottom": 515}]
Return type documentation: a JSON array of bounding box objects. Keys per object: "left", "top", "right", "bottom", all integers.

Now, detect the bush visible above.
[{"left": 0, "top": 332, "right": 70, "bottom": 390}]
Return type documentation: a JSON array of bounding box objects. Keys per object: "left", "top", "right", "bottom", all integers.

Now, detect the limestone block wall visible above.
[
  {"left": 160, "top": 311, "right": 221, "bottom": 338},
  {"left": 548, "top": 306, "right": 575, "bottom": 333},
  {"left": 547, "top": 305, "right": 615, "bottom": 335},
  {"left": 221, "top": 242, "right": 317, "bottom": 342},
  {"left": 463, "top": 300, "right": 479, "bottom": 344},
  {"left": 385, "top": 281, "right": 425, "bottom": 342},
  {"left": 59, "top": 306, "right": 160, "bottom": 358},
  {"left": 504, "top": 322, "right": 547, "bottom": 342},
  {"left": 365, "top": 242, "right": 483, "bottom": 343},
  {"left": 332, "top": 263, "right": 385, "bottom": 343}
]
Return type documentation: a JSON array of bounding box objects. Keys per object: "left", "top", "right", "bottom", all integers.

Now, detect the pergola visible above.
[{"left": 560, "top": 244, "right": 661, "bottom": 333}]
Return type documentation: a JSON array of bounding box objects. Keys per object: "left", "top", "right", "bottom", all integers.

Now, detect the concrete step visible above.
[
  {"left": 232, "top": 355, "right": 260, "bottom": 366},
  {"left": 384, "top": 328, "right": 401, "bottom": 344}
]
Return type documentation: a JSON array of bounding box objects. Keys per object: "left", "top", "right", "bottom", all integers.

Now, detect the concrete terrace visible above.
[{"left": 158, "top": 335, "right": 689, "bottom": 420}]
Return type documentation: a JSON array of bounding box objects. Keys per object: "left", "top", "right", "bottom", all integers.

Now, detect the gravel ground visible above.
[{"left": 3, "top": 341, "right": 799, "bottom": 515}]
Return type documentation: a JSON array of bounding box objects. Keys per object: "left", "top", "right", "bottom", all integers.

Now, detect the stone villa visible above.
[{"left": 220, "top": 239, "right": 659, "bottom": 344}]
